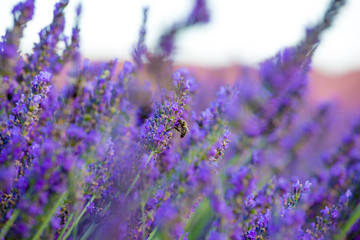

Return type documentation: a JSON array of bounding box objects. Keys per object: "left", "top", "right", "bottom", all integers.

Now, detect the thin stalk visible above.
[
  {"left": 31, "top": 191, "right": 68, "bottom": 240},
  {"left": 125, "top": 173, "right": 140, "bottom": 197},
  {"left": 62, "top": 195, "right": 96, "bottom": 240},
  {"left": 335, "top": 201, "right": 360, "bottom": 240},
  {"left": 125, "top": 151, "right": 154, "bottom": 197},
  {"left": 73, "top": 221, "right": 78, "bottom": 239},
  {"left": 58, "top": 213, "right": 74, "bottom": 240},
  {"left": 141, "top": 199, "right": 146, "bottom": 240},
  {"left": 0, "top": 209, "right": 20, "bottom": 239},
  {"left": 79, "top": 151, "right": 155, "bottom": 239},
  {"left": 79, "top": 222, "right": 98, "bottom": 240},
  {"left": 147, "top": 226, "right": 158, "bottom": 240}
]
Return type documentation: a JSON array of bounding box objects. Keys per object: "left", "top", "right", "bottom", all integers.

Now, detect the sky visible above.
[{"left": 1, "top": 0, "right": 360, "bottom": 74}]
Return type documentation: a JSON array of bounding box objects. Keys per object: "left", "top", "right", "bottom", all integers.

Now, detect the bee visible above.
[{"left": 174, "top": 119, "right": 189, "bottom": 138}]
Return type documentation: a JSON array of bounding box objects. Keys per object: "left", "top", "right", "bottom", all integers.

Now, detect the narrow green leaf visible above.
[
  {"left": 335, "top": 201, "right": 360, "bottom": 240},
  {"left": 147, "top": 226, "right": 158, "bottom": 240},
  {"left": 185, "top": 198, "right": 214, "bottom": 240},
  {"left": 31, "top": 191, "right": 68, "bottom": 240},
  {"left": 80, "top": 222, "right": 98, "bottom": 240},
  {"left": 58, "top": 213, "right": 74, "bottom": 240},
  {"left": 62, "top": 195, "right": 95, "bottom": 240},
  {"left": 0, "top": 209, "right": 20, "bottom": 239}
]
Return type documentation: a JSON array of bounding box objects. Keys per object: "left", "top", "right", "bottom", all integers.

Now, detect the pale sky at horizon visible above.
[{"left": 1, "top": 0, "right": 360, "bottom": 74}]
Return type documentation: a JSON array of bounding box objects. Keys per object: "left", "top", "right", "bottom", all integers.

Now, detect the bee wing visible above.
[{"left": 183, "top": 125, "right": 191, "bottom": 138}]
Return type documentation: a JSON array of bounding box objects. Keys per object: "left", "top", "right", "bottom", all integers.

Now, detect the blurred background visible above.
[
  {"left": 1, "top": 0, "right": 360, "bottom": 108},
  {"left": 1, "top": 0, "right": 360, "bottom": 72}
]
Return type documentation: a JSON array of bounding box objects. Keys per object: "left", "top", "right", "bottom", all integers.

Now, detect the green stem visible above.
[
  {"left": 62, "top": 195, "right": 96, "bottom": 240},
  {"left": 125, "top": 151, "right": 154, "bottom": 197},
  {"left": 125, "top": 173, "right": 140, "bottom": 197},
  {"left": 73, "top": 221, "right": 78, "bottom": 239},
  {"left": 0, "top": 209, "right": 20, "bottom": 239},
  {"left": 335, "top": 201, "right": 360, "bottom": 240},
  {"left": 58, "top": 213, "right": 74, "bottom": 240},
  {"left": 141, "top": 200, "right": 146, "bottom": 240},
  {"left": 147, "top": 226, "right": 158, "bottom": 240},
  {"left": 79, "top": 222, "right": 98, "bottom": 240},
  {"left": 31, "top": 191, "right": 68, "bottom": 240},
  {"left": 78, "top": 151, "right": 155, "bottom": 240}
]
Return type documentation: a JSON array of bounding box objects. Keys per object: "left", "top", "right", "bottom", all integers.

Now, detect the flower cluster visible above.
[{"left": 140, "top": 71, "right": 190, "bottom": 153}]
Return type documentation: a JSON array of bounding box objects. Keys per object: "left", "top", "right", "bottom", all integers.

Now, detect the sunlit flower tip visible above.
[
  {"left": 173, "top": 71, "right": 182, "bottom": 84},
  {"left": 32, "top": 95, "right": 42, "bottom": 104},
  {"left": 339, "top": 189, "right": 352, "bottom": 204},
  {"left": 303, "top": 181, "right": 311, "bottom": 191},
  {"left": 345, "top": 189, "right": 352, "bottom": 198},
  {"left": 292, "top": 179, "right": 300, "bottom": 191},
  {"left": 31, "top": 71, "right": 52, "bottom": 88},
  {"left": 246, "top": 194, "right": 256, "bottom": 208},
  {"left": 223, "top": 129, "right": 231, "bottom": 139},
  {"left": 320, "top": 206, "right": 330, "bottom": 217},
  {"left": 173, "top": 71, "right": 190, "bottom": 91}
]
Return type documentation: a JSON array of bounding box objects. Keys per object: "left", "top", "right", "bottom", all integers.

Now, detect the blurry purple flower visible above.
[
  {"left": 208, "top": 230, "right": 227, "bottom": 240},
  {"left": 246, "top": 228, "right": 257, "bottom": 240},
  {"left": 187, "top": 0, "right": 210, "bottom": 25}
]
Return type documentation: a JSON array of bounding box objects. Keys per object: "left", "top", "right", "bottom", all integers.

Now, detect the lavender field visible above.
[{"left": 1, "top": 0, "right": 360, "bottom": 239}]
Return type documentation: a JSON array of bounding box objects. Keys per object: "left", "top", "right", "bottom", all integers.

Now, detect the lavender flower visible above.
[
  {"left": 156, "top": 0, "right": 210, "bottom": 58},
  {"left": 132, "top": 7, "right": 148, "bottom": 69},
  {"left": 0, "top": 0, "right": 35, "bottom": 75},
  {"left": 140, "top": 71, "right": 190, "bottom": 153}
]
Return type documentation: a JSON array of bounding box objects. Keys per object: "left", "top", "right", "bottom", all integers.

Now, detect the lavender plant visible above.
[{"left": 1, "top": 0, "right": 359, "bottom": 239}]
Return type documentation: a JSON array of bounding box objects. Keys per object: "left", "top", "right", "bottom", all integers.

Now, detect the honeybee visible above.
[{"left": 174, "top": 119, "right": 189, "bottom": 138}]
